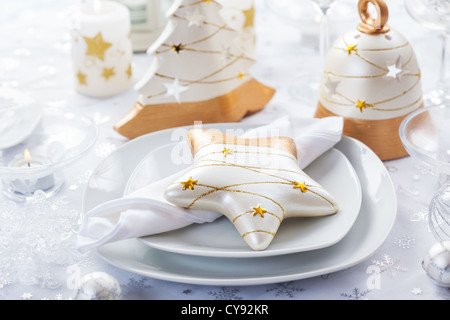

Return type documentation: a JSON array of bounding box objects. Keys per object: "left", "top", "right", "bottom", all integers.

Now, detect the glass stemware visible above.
[
  {"left": 400, "top": 104, "right": 450, "bottom": 242},
  {"left": 405, "top": 0, "right": 450, "bottom": 105},
  {"left": 289, "top": 0, "right": 338, "bottom": 107},
  {"left": 265, "top": 0, "right": 355, "bottom": 107},
  {"left": 311, "top": 0, "right": 338, "bottom": 61}
]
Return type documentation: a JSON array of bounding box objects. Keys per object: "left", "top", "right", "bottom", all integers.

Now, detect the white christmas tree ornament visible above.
[{"left": 114, "top": 0, "right": 274, "bottom": 139}]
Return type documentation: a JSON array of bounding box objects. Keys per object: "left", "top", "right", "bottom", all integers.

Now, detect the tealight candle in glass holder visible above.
[
  {"left": 71, "top": 0, "right": 133, "bottom": 97},
  {"left": 0, "top": 107, "right": 98, "bottom": 202},
  {"left": 6, "top": 149, "right": 56, "bottom": 196}
]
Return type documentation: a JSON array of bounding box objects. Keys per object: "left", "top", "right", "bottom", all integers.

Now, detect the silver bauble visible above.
[
  {"left": 73, "top": 271, "right": 122, "bottom": 300},
  {"left": 422, "top": 241, "right": 450, "bottom": 287}
]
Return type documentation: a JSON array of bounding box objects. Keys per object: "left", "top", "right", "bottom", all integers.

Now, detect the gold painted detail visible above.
[
  {"left": 252, "top": 205, "right": 267, "bottom": 218},
  {"left": 241, "top": 230, "right": 275, "bottom": 238},
  {"left": 77, "top": 71, "right": 87, "bottom": 85},
  {"left": 181, "top": 177, "right": 198, "bottom": 190},
  {"left": 222, "top": 147, "right": 233, "bottom": 157},
  {"left": 102, "top": 67, "right": 115, "bottom": 80},
  {"left": 197, "top": 149, "right": 297, "bottom": 163},
  {"left": 193, "top": 161, "right": 309, "bottom": 184},
  {"left": 356, "top": 100, "right": 374, "bottom": 113},
  {"left": 320, "top": 57, "right": 422, "bottom": 113},
  {"left": 232, "top": 210, "right": 282, "bottom": 224},
  {"left": 126, "top": 64, "right": 132, "bottom": 79},
  {"left": 345, "top": 44, "right": 358, "bottom": 56},
  {"left": 293, "top": 181, "right": 308, "bottom": 193},
  {"left": 147, "top": 0, "right": 255, "bottom": 102},
  {"left": 172, "top": 43, "right": 185, "bottom": 54},
  {"left": 83, "top": 32, "right": 112, "bottom": 61}
]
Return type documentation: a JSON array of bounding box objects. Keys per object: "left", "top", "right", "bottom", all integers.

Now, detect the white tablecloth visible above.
[{"left": 1, "top": 0, "right": 449, "bottom": 301}]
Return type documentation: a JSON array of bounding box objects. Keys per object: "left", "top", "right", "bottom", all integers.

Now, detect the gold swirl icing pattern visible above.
[
  {"left": 320, "top": 31, "right": 422, "bottom": 118},
  {"left": 165, "top": 132, "right": 339, "bottom": 251}
]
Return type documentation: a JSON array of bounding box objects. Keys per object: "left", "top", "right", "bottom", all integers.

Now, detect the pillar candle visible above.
[{"left": 71, "top": 0, "right": 133, "bottom": 98}]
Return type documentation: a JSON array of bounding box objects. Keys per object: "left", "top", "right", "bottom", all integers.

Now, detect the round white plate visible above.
[
  {"left": 84, "top": 123, "right": 396, "bottom": 286},
  {"left": 0, "top": 107, "right": 42, "bottom": 149},
  {"left": 126, "top": 143, "right": 361, "bottom": 258}
]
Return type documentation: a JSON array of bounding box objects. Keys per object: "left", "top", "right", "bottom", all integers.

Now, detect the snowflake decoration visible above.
[
  {"left": 394, "top": 236, "right": 416, "bottom": 249},
  {"left": 414, "top": 161, "right": 438, "bottom": 176},
  {"left": 266, "top": 281, "right": 304, "bottom": 298},
  {"left": 209, "top": 287, "right": 242, "bottom": 300},
  {"left": 385, "top": 165, "right": 398, "bottom": 173},
  {"left": 372, "top": 254, "right": 408, "bottom": 277},
  {"left": 0, "top": 191, "right": 85, "bottom": 292},
  {"left": 411, "top": 288, "right": 423, "bottom": 295},
  {"left": 397, "top": 185, "right": 420, "bottom": 198},
  {"left": 95, "top": 142, "right": 117, "bottom": 158},
  {"left": 119, "top": 277, "right": 153, "bottom": 299},
  {"left": 341, "top": 288, "right": 370, "bottom": 300},
  {"left": 21, "top": 292, "right": 33, "bottom": 300},
  {"left": 75, "top": 169, "right": 93, "bottom": 185},
  {"left": 410, "top": 207, "right": 428, "bottom": 223}
]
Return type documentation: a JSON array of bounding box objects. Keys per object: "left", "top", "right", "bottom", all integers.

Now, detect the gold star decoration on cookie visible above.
[
  {"left": 293, "top": 181, "right": 308, "bottom": 193},
  {"left": 77, "top": 71, "right": 87, "bottom": 85},
  {"left": 102, "top": 67, "right": 115, "bottom": 80},
  {"left": 356, "top": 99, "right": 373, "bottom": 113},
  {"left": 252, "top": 205, "right": 267, "bottom": 218},
  {"left": 345, "top": 44, "right": 358, "bottom": 56},
  {"left": 165, "top": 129, "right": 339, "bottom": 251},
  {"left": 180, "top": 177, "right": 198, "bottom": 190},
  {"left": 83, "top": 32, "right": 112, "bottom": 61},
  {"left": 222, "top": 147, "right": 233, "bottom": 157}
]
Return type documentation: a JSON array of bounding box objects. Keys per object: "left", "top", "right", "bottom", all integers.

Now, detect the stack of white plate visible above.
[{"left": 83, "top": 123, "right": 396, "bottom": 286}]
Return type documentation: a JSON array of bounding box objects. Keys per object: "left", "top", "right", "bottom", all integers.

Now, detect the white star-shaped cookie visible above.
[{"left": 164, "top": 129, "right": 339, "bottom": 251}]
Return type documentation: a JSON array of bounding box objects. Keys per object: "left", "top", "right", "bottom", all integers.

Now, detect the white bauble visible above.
[
  {"left": 73, "top": 271, "right": 122, "bottom": 300},
  {"left": 422, "top": 241, "right": 450, "bottom": 287}
]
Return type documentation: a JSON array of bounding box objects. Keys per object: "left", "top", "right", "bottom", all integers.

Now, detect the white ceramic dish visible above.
[
  {"left": 83, "top": 123, "right": 396, "bottom": 286},
  {"left": 127, "top": 144, "right": 361, "bottom": 258},
  {"left": 0, "top": 107, "right": 42, "bottom": 149}
]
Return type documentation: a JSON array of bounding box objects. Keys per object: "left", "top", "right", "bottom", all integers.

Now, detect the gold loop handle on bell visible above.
[{"left": 357, "top": 0, "right": 390, "bottom": 34}]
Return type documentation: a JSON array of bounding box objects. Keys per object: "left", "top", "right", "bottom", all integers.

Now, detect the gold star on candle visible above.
[
  {"left": 77, "top": 71, "right": 87, "bottom": 85},
  {"left": 356, "top": 100, "right": 373, "bottom": 113},
  {"left": 102, "top": 67, "right": 116, "bottom": 80},
  {"left": 243, "top": 6, "right": 255, "bottom": 28},
  {"left": 222, "top": 147, "right": 233, "bottom": 157},
  {"left": 345, "top": 44, "right": 358, "bottom": 56},
  {"left": 180, "top": 177, "right": 198, "bottom": 190},
  {"left": 252, "top": 205, "right": 267, "bottom": 218},
  {"left": 293, "top": 181, "right": 308, "bottom": 193},
  {"left": 238, "top": 72, "right": 244, "bottom": 80},
  {"left": 126, "top": 63, "right": 132, "bottom": 79},
  {"left": 83, "top": 32, "right": 112, "bottom": 61}
]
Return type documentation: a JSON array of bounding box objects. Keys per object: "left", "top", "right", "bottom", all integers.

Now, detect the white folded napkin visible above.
[{"left": 76, "top": 115, "right": 343, "bottom": 253}]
